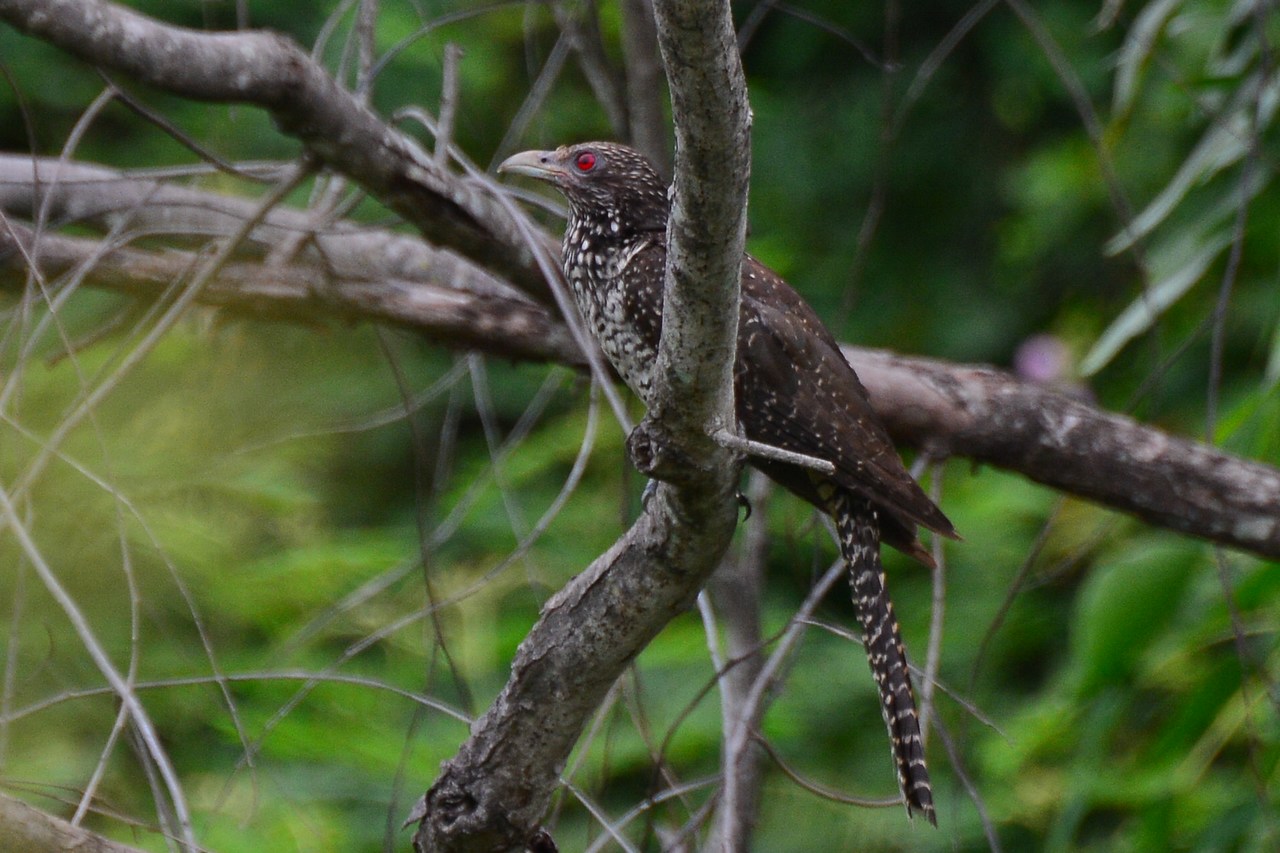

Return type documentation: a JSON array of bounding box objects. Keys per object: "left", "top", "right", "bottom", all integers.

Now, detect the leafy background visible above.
[{"left": 0, "top": 0, "right": 1277, "bottom": 851}]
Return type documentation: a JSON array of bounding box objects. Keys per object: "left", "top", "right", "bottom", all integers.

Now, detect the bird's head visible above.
[{"left": 499, "top": 142, "right": 669, "bottom": 234}]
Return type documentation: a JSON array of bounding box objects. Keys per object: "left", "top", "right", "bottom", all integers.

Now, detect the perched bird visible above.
[{"left": 500, "top": 142, "right": 957, "bottom": 823}]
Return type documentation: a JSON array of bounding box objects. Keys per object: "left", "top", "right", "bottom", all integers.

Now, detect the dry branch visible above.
[
  {"left": 0, "top": 0, "right": 555, "bottom": 299},
  {"left": 0, "top": 222, "right": 580, "bottom": 365},
  {"left": 0, "top": 156, "right": 528, "bottom": 303},
  {"left": 844, "top": 349, "right": 1280, "bottom": 558}
]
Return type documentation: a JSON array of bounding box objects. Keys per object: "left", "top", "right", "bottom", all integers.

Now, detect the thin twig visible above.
[
  {"left": 711, "top": 428, "right": 836, "bottom": 476},
  {"left": 0, "top": 483, "right": 200, "bottom": 851},
  {"left": 754, "top": 735, "right": 900, "bottom": 808},
  {"left": 434, "top": 43, "right": 464, "bottom": 166},
  {"left": 932, "top": 713, "right": 1002, "bottom": 851},
  {"left": 918, "top": 462, "right": 947, "bottom": 743}
]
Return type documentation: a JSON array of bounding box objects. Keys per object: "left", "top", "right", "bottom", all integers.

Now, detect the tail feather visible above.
[{"left": 829, "top": 488, "right": 935, "bottom": 825}]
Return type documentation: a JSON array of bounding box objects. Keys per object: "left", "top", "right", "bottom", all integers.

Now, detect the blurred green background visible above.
[{"left": 0, "top": 1, "right": 1277, "bottom": 850}]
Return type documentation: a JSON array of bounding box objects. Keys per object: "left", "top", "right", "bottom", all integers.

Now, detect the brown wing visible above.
[{"left": 736, "top": 257, "right": 956, "bottom": 541}]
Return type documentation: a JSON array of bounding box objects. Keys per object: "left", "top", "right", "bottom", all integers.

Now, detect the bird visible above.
[{"left": 499, "top": 141, "right": 958, "bottom": 824}]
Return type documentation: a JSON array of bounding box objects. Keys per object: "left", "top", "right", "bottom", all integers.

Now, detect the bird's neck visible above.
[{"left": 563, "top": 205, "right": 660, "bottom": 282}]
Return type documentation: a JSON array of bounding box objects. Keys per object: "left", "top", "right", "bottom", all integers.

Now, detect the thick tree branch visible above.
[
  {"left": 650, "top": 0, "right": 751, "bottom": 445},
  {"left": 408, "top": 505, "right": 736, "bottom": 852},
  {"left": 841, "top": 348, "right": 1280, "bottom": 558},
  {"left": 0, "top": 793, "right": 149, "bottom": 853},
  {"left": 0, "top": 223, "right": 580, "bottom": 365},
  {"left": 0, "top": 0, "right": 555, "bottom": 300},
  {"left": 0, "top": 156, "right": 529, "bottom": 303}
]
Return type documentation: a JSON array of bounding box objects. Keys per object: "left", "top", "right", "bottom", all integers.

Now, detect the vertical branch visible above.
[
  {"left": 709, "top": 471, "right": 771, "bottom": 852},
  {"left": 648, "top": 0, "right": 751, "bottom": 443},
  {"left": 620, "top": 0, "right": 671, "bottom": 176},
  {"left": 918, "top": 463, "right": 947, "bottom": 743},
  {"left": 552, "top": 0, "right": 629, "bottom": 135},
  {"left": 412, "top": 1, "right": 752, "bottom": 849},
  {"left": 434, "top": 43, "right": 464, "bottom": 166}
]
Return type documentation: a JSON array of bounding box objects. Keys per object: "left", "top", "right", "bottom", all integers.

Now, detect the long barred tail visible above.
[{"left": 828, "top": 487, "right": 935, "bottom": 824}]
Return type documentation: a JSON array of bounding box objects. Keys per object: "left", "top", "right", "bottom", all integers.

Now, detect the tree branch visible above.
[
  {"left": 0, "top": 156, "right": 528, "bottom": 303},
  {"left": 0, "top": 222, "right": 580, "bottom": 365},
  {"left": 841, "top": 348, "right": 1280, "bottom": 558},
  {"left": 0, "top": 0, "right": 555, "bottom": 300},
  {"left": 619, "top": 0, "right": 671, "bottom": 175}
]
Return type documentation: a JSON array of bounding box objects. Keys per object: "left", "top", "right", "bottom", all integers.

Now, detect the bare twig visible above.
[
  {"left": 619, "top": 0, "right": 670, "bottom": 175},
  {"left": 552, "top": 0, "right": 628, "bottom": 136},
  {"left": 711, "top": 428, "right": 836, "bottom": 476},
  {"left": 434, "top": 43, "right": 464, "bottom": 166},
  {"left": 0, "top": 484, "right": 199, "bottom": 851},
  {"left": 918, "top": 463, "right": 947, "bottom": 743},
  {"left": 708, "top": 471, "right": 771, "bottom": 852}
]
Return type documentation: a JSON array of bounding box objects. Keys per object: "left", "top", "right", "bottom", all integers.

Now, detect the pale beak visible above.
[{"left": 497, "top": 150, "right": 564, "bottom": 182}]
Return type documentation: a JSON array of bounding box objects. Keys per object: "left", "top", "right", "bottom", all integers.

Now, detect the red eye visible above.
[{"left": 575, "top": 151, "right": 597, "bottom": 172}]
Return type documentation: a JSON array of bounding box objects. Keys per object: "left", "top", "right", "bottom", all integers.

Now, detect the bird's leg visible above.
[{"left": 640, "top": 477, "right": 660, "bottom": 511}]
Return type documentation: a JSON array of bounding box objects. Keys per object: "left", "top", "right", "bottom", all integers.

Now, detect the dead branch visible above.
[
  {"left": 0, "top": 0, "right": 555, "bottom": 299},
  {"left": 0, "top": 156, "right": 528, "bottom": 303},
  {"left": 0, "top": 222, "right": 579, "bottom": 365}
]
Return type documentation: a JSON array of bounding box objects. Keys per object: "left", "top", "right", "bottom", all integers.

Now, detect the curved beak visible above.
[{"left": 497, "top": 149, "right": 564, "bottom": 182}]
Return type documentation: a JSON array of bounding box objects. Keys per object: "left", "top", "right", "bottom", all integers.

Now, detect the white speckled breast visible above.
[{"left": 563, "top": 208, "right": 661, "bottom": 402}]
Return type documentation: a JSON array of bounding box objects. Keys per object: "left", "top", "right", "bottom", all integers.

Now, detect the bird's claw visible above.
[{"left": 641, "top": 478, "right": 659, "bottom": 510}]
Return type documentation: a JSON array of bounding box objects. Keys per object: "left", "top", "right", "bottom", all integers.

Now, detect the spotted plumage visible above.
[{"left": 500, "top": 142, "right": 957, "bottom": 824}]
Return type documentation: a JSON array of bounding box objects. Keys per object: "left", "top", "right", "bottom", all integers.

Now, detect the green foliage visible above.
[{"left": 0, "top": 1, "right": 1277, "bottom": 851}]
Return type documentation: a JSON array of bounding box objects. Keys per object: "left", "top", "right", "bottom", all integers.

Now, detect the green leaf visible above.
[
  {"left": 1113, "top": 0, "right": 1183, "bottom": 119},
  {"left": 1081, "top": 228, "right": 1232, "bottom": 376},
  {"left": 1107, "top": 70, "right": 1279, "bottom": 256}
]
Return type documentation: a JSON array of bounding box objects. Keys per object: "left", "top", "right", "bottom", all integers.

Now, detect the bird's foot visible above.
[{"left": 640, "top": 478, "right": 659, "bottom": 510}]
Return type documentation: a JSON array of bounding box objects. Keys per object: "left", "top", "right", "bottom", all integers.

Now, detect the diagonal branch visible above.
[
  {"left": 0, "top": 0, "right": 556, "bottom": 300},
  {"left": 841, "top": 348, "right": 1280, "bottom": 559}
]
